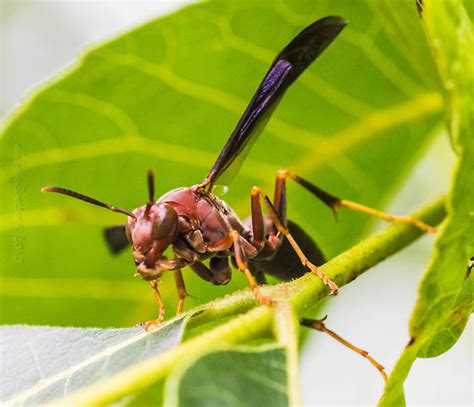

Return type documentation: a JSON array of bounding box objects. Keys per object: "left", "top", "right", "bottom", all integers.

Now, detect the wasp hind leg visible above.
[
  {"left": 251, "top": 186, "right": 338, "bottom": 295},
  {"left": 230, "top": 230, "right": 274, "bottom": 306},
  {"left": 276, "top": 170, "right": 437, "bottom": 233},
  {"left": 301, "top": 317, "right": 388, "bottom": 382}
]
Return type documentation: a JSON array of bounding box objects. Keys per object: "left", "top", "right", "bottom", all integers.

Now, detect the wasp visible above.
[{"left": 42, "top": 16, "right": 435, "bottom": 330}]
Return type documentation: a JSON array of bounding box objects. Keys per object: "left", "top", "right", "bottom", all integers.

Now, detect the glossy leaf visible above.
[
  {"left": 379, "top": 0, "right": 474, "bottom": 405},
  {"left": 163, "top": 346, "right": 289, "bottom": 407},
  {"left": 0, "top": 0, "right": 442, "bottom": 329},
  {"left": 0, "top": 317, "right": 188, "bottom": 406}
]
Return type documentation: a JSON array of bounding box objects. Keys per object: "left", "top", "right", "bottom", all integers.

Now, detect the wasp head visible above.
[
  {"left": 127, "top": 202, "right": 179, "bottom": 280},
  {"left": 42, "top": 170, "right": 179, "bottom": 281}
]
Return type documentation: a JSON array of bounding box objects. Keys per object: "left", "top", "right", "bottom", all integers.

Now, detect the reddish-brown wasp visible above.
[{"left": 42, "top": 16, "right": 436, "bottom": 332}]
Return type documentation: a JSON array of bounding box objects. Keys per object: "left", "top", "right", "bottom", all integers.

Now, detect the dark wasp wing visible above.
[
  {"left": 104, "top": 225, "right": 130, "bottom": 254},
  {"left": 203, "top": 16, "right": 347, "bottom": 189}
]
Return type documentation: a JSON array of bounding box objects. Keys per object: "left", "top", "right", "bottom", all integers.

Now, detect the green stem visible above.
[
  {"left": 190, "top": 196, "right": 446, "bottom": 325},
  {"left": 273, "top": 305, "right": 301, "bottom": 407},
  {"left": 286, "top": 196, "right": 446, "bottom": 312},
  {"left": 57, "top": 197, "right": 446, "bottom": 406}
]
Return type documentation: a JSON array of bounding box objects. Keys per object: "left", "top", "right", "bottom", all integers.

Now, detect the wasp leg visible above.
[
  {"left": 174, "top": 269, "right": 188, "bottom": 316},
  {"left": 137, "top": 258, "right": 189, "bottom": 281},
  {"left": 301, "top": 317, "right": 388, "bottom": 382},
  {"left": 190, "top": 261, "right": 231, "bottom": 285},
  {"left": 255, "top": 271, "right": 267, "bottom": 285},
  {"left": 250, "top": 185, "right": 281, "bottom": 253},
  {"left": 250, "top": 185, "right": 265, "bottom": 250},
  {"left": 250, "top": 170, "right": 289, "bottom": 247},
  {"left": 143, "top": 280, "right": 165, "bottom": 331},
  {"left": 230, "top": 230, "right": 274, "bottom": 305},
  {"left": 252, "top": 186, "right": 339, "bottom": 295},
  {"left": 210, "top": 257, "right": 232, "bottom": 285},
  {"left": 273, "top": 169, "right": 287, "bottom": 224},
  {"left": 206, "top": 233, "right": 235, "bottom": 251},
  {"left": 276, "top": 170, "right": 437, "bottom": 233}
]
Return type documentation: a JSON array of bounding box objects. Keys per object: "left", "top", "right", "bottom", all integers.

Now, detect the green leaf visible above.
[
  {"left": 379, "top": 1, "right": 474, "bottom": 405},
  {"left": 128, "top": 304, "right": 302, "bottom": 407},
  {"left": 416, "top": 275, "right": 472, "bottom": 358},
  {"left": 34, "top": 199, "right": 447, "bottom": 406},
  {"left": 163, "top": 346, "right": 289, "bottom": 407},
  {"left": 160, "top": 306, "right": 299, "bottom": 407},
  {"left": 0, "top": 317, "right": 188, "bottom": 406},
  {"left": 0, "top": 0, "right": 442, "bottom": 328}
]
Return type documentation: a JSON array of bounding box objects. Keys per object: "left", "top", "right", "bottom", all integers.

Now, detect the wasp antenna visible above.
[
  {"left": 41, "top": 186, "right": 136, "bottom": 219},
  {"left": 144, "top": 170, "right": 155, "bottom": 219},
  {"left": 147, "top": 170, "right": 155, "bottom": 203}
]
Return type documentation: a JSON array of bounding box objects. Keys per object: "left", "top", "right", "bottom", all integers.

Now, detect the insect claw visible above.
[
  {"left": 253, "top": 288, "right": 275, "bottom": 306},
  {"left": 328, "top": 283, "right": 339, "bottom": 295},
  {"left": 307, "top": 262, "right": 339, "bottom": 294},
  {"left": 143, "top": 317, "right": 164, "bottom": 332}
]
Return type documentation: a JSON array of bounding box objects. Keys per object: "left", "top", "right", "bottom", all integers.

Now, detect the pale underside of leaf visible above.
[{"left": 1, "top": 318, "right": 188, "bottom": 406}]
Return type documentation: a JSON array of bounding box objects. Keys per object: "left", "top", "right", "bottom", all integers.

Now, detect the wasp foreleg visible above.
[
  {"left": 174, "top": 269, "right": 187, "bottom": 316},
  {"left": 143, "top": 280, "right": 165, "bottom": 331}
]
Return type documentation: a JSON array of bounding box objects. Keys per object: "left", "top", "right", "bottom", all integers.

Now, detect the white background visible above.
[{"left": 1, "top": 1, "right": 472, "bottom": 406}]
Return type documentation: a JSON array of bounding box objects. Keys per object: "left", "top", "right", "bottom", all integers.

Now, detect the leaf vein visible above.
[
  {"left": 292, "top": 92, "right": 443, "bottom": 174},
  {"left": 342, "top": 26, "right": 425, "bottom": 97},
  {"left": 4, "top": 330, "right": 152, "bottom": 406},
  {"left": 96, "top": 49, "right": 324, "bottom": 147},
  {"left": 216, "top": 17, "right": 372, "bottom": 118}
]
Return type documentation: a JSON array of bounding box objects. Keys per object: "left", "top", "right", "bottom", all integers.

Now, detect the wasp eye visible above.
[{"left": 152, "top": 204, "right": 178, "bottom": 240}]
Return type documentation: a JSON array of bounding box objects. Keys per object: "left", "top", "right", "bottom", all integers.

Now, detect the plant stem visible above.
[
  {"left": 190, "top": 196, "right": 446, "bottom": 325},
  {"left": 286, "top": 196, "right": 446, "bottom": 312},
  {"left": 57, "top": 197, "right": 446, "bottom": 406},
  {"left": 273, "top": 305, "right": 301, "bottom": 407}
]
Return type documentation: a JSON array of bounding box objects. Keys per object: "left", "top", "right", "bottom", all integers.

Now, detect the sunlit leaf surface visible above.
[{"left": 0, "top": 0, "right": 443, "bottom": 327}]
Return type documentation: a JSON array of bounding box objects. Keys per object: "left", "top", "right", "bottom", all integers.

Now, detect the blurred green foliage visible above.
[
  {"left": 0, "top": 0, "right": 443, "bottom": 328},
  {"left": 380, "top": 0, "right": 474, "bottom": 405}
]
